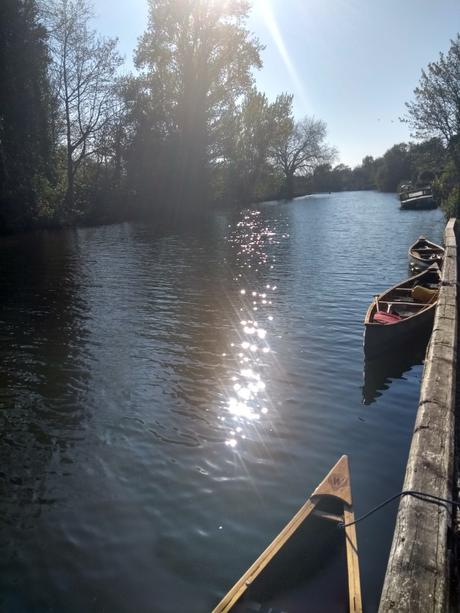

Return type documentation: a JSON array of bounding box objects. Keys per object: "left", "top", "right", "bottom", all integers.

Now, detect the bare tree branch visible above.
[{"left": 44, "top": 0, "right": 122, "bottom": 208}]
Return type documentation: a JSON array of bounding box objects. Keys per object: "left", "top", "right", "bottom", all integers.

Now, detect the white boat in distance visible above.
[{"left": 399, "top": 184, "right": 436, "bottom": 210}]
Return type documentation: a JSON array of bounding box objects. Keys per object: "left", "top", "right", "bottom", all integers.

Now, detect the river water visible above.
[{"left": 0, "top": 192, "right": 445, "bottom": 612}]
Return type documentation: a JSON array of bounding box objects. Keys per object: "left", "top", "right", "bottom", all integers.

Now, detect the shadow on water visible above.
[
  {"left": 362, "top": 328, "right": 432, "bottom": 405},
  {"left": 0, "top": 229, "right": 90, "bottom": 610}
]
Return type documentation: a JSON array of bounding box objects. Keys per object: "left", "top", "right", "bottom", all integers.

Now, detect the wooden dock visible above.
[{"left": 379, "top": 218, "right": 458, "bottom": 612}]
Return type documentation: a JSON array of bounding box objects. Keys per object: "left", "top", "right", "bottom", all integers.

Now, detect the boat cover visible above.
[
  {"left": 374, "top": 311, "right": 402, "bottom": 325},
  {"left": 411, "top": 285, "right": 437, "bottom": 304}
]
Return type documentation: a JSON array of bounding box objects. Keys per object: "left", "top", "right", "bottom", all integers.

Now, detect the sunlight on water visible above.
[
  {"left": 221, "top": 209, "right": 290, "bottom": 448},
  {"left": 0, "top": 193, "right": 447, "bottom": 613}
]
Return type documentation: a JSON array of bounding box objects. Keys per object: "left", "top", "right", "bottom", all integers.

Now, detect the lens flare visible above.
[{"left": 254, "top": 0, "right": 310, "bottom": 112}]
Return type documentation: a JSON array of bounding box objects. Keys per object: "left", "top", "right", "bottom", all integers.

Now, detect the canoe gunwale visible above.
[{"left": 212, "top": 455, "right": 362, "bottom": 613}]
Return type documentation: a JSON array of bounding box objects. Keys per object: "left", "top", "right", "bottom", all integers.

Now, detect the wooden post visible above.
[{"left": 379, "top": 219, "right": 457, "bottom": 612}]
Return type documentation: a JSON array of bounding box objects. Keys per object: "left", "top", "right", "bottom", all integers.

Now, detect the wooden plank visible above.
[
  {"left": 212, "top": 498, "right": 317, "bottom": 612},
  {"left": 379, "top": 219, "right": 457, "bottom": 613},
  {"left": 344, "top": 506, "right": 363, "bottom": 613}
]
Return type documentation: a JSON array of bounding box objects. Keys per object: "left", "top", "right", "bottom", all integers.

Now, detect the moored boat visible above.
[
  {"left": 408, "top": 236, "right": 444, "bottom": 270},
  {"left": 399, "top": 184, "right": 436, "bottom": 210},
  {"left": 364, "top": 265, "right": 440, "bottom": 358},
  {"left": 213, "top": 455, "right": 362, "bottom": 613}
]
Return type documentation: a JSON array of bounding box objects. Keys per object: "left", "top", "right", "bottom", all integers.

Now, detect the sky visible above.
[{"left": 92, "top": 0, "right": 460, "bottom": 167}]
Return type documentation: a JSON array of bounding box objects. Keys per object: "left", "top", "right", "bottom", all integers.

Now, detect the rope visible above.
[{"left": 339, "top": 490, "right": 460, "bottom": 528}]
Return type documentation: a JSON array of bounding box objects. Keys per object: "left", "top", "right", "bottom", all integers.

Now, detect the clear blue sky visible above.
[{"left": 93, "top": 0, "right": 460, "bottom": 167}]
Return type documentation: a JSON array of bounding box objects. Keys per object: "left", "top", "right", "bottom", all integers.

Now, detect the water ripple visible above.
[{"left": 0, "top": 195, "right": 445, "bottom": 612}]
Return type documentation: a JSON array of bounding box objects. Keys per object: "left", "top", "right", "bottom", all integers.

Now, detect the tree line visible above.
[
  {"left": 0, "top": 0, "right": 337, "bottom": 233},
  {"left": 307, "top": 34, "right": 460, "bottom": 214},
  {"left": 304, "top": 138, "right": 447, "bottom": 194},
  {"left": 1, "top": 0, "right": 459, "bottom": 234}
]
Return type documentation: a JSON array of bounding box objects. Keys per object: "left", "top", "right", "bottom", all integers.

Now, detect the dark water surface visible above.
[{"left": 0, "top": 192, "right": 444, "bottom": 612}]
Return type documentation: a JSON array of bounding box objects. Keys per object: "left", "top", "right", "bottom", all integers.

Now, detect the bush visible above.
[{"left": 443, "top": 186, "right": 460, "bottom": 218}]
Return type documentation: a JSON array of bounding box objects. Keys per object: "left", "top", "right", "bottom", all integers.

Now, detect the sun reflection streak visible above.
[{"left": 220, "top": 209, "right": 290, "bottom": 451}]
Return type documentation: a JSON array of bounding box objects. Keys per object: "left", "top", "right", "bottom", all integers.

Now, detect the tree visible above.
[
  {"left": 350, "top": 156, "right": 376, "bottom": 190},
  {"left": 218, "top": 89, "right": 292, "bottom": 202},
  {"left": 375, "top": 143, "right": 412, "bottom": 192},
  {"left": 0, "top": 0, "right": 54, "bottom": 231},
  {"left": 405, "top": 35, "right": 460, "bottom": 170},
  {"left": 408, "top": 138, "right": 447, "bottom": 183},
  {"left": 45, "top": 0, "right": 122, "bottom": 214},
  {"left": 272, "top": 117, "right": 336, "bottom": 198},
  {"left": 133, "top": 0, "right": 263, "bottom": 209},
  {"left": 75, "top": 85, "right": 129, "bottom": 223},
  {"left": 310, "top": 163, "right": 358, "bottom": 192}
]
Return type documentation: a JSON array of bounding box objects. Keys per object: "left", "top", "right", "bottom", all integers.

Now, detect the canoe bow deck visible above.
[{"left": 212, "top": 455, "right": 362, "bottom": 613}]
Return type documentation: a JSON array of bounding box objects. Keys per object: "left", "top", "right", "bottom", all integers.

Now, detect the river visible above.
[{"left": 0, "top": 191, "right": 445, "bottom": 612}]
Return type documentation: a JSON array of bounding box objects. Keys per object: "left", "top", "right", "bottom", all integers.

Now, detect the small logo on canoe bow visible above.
[{"left": 329, "top": 474, "right": 346, "bottom": 490}]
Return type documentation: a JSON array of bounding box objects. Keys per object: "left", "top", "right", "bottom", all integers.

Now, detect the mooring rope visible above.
[{"left": 339, "top": 490, "right": 460, "bottom": 528}]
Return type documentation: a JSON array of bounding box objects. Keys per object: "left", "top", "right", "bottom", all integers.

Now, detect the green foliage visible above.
[
  {"left": 0, "top": 0, "right": 55, "bottom": 231},
  {"left": 129, "top": 0, "right": 263, "bottom": 212},
  {"left": 309, "top": 138, "right": 448, "bottom": 194},
  {"left": 404, "top": 35, "right": 460, "bottom": 214},
  {"left": 217, "top": 89, "right": 293, "bottom": 203},
  {"left": 410, "top": 138, "right": 447, "bottom": 179},
  {"left": 375, "top": 144, "right": 411, "bottom": 192},
  {"left": 310, "top": 162, "right": 369, "bottom": 193},
  {"left": 45, "top": 0, "right": 123, "bottom": 215},
  {"left": 432, "top": 159, "right": 460, "bottom": 217},
  {"left": 405, "top": 35, "right": 460, "bottom": 147},
  {"left": 445, "top": 186, "right": 460, "bottom": 217},
  {"left": 4, "top": 0, "right": 454, "bottom": 232}
]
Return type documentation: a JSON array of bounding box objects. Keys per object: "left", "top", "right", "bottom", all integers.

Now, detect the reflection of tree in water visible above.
[
  {"left": 362, "top": 328, "right": 432, "bottom": 405},
  {"left": 0, "top": 230, "right": 89, "bottom": 595},
  {"left": 123, "top": 218, "right": 235, "bottom": 448}
]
